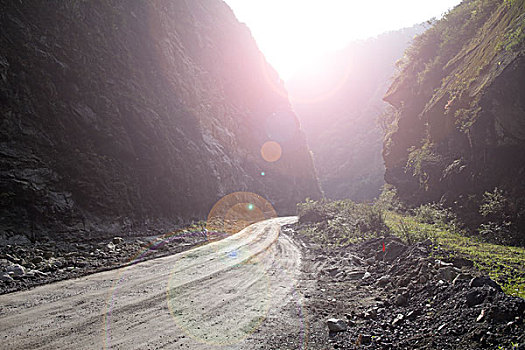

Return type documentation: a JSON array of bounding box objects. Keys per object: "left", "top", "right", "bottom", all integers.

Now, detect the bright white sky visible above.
[{"left": 224, "top": 0, "right": 462, "bottom": 80}]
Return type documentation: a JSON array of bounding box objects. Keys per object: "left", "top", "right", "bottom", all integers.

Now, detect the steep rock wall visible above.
[
  {"left": 383, "top": 0, "right": 525, "bottom": 227},
  {"left": 0, "top": 0, "right": 321, "bottom": 238}
]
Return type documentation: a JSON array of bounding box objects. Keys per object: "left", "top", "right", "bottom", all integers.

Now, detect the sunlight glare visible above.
[{"left": 224, "top": 0, "right": 462, "bottom": 80}]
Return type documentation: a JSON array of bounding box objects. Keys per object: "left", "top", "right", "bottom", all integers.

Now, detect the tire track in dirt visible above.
[{"left": 0, "top": 217, "right": 302, "bottom": 349}]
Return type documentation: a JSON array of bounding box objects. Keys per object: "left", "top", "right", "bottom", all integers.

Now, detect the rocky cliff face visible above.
[
  {"left": 287, "top": 26, "right": 424, "bottom": 201},
  {"left": 383, "top": 0, "right": 525, "bottom": 234},
  {"left": 0, "top": 0, "right": 321, "bottom": 239}
]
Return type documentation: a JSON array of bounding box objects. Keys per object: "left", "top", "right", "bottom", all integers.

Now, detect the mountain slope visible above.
[
  {"left": 383, "top": 0, "right": 525, "bottom": 240},
  {"left": 0, "top": 0, "right": 321, "bottom": 238},
  {"left": 287, "top": 25, "right": 425, "bottom": 201}
]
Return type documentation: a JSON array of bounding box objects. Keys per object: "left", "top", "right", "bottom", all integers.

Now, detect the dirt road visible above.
[{"left": 0, "top": 217, "right": 303, "bottom": 349}]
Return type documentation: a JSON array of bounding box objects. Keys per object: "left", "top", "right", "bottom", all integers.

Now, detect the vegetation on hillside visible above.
[
  {"left": 296, "top": 190, "right": 525, "bottom": 298},
  {"left": 380, "top": 0, "right": 525, "bottom": 247}
]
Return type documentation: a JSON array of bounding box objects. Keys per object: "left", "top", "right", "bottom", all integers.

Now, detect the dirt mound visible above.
[{"left": 259, "top": 227, "right": 525, "bottom": 349}]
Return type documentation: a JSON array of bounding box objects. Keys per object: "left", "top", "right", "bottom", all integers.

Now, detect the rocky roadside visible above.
[
  {"left": 0, "top": 229, "right": 227, "bottom": 295},
  {"left": 256, "top": 225, "right": 525, "bottom": 350}
]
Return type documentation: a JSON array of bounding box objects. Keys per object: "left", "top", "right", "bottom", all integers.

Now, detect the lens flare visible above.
[
  {"left": 260, "top": 141, "right": 282, "bottom": 163},
  {"left": 103, "top": 193, "right": 308, "bottom": 348},
  {"left": 207, "top": 192, "right": 277, "bottom": 235}
]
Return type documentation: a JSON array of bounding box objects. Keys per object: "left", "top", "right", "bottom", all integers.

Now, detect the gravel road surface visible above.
[{"left": 0, "top": 217, "right": 302, "bottom": 349}]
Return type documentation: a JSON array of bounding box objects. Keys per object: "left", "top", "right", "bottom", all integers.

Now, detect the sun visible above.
[{"left": 224, "top": 0, "right": 462, "bottom": 80}]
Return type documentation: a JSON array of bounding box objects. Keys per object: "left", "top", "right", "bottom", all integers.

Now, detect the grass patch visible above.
[
  {"left": 385, "top": 211, "right": 525, "bottom": 298},
  {"left": 296, "top": 199, "right": 388, "bottom": 247},
  {"left": 296, "top": 197, "right": 524, "bottom": 298}
]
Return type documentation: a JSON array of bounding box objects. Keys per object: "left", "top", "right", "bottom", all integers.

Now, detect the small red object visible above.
[{"left": 382, "top": 241, "right": 385, "bottom": 252}]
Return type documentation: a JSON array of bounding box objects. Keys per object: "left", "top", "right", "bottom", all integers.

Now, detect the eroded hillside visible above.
[
  {"left": 383, "top": 0, "right": 525, "bottom": 241},
  {"left": 0, "top": 0, "right": 321, "bottom": 239}
]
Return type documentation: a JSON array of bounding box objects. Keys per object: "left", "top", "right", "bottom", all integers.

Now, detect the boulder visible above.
[
  {"left": 436, "top": 266, "right": 460, "bottom": 282},
  {"left": 452, "top": 256, "right": 474, "bottom": 268},
  {"left": 112, "top": 237, "right": 124, "bottom": 245},
  {"left": 6, "top": 264, "right": 25, "bottom": 277},
  {"left": 384, "top": 241, "right": 406, "bottom": 261},
  {"left": 395, "top": 294, "right": 408, "bottom": 306},
  {"left": 377, "top": 275, "right": 391, "bottom": 286},
  {"left": 469, "top": 276, "right": 502, "bottom": 292},
  {"left": 327, "top": 318, "right": 347, "bottom": 332},
  {"left": 466, "top": 290, "right": 485, "bottom": 307}
]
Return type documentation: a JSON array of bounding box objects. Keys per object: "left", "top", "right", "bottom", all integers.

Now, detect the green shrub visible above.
[
  {"left": 478, "top": 188, "right": 525, "bottom": 246},
  {"left": 413, "top": 202, "right": 458, "bottom": 226},
  {"left": 376, "top": 185, "right": 403, "bottom": 211},
  {"left": 296, "top": 198, "right": 389, "bottom": 246},
  {"left": 479, "top": 187, "right": 509, "bottom": 219}
]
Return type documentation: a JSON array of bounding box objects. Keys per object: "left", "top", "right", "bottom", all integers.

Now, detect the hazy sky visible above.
[{"left": 224, "top": 0, "right": 462, "bottom": 79}]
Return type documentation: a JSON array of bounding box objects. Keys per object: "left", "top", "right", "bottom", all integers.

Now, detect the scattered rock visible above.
[
  {"left": 395, "top": 294, "right": 407, "bottom": 306},
  {"left": 364, "top": 308, "right": 377, "bottom": 319},
  {"left": 6, "top": 264, "right": 25, "bottom": 277},
  {"left": 0, "top": 258, "right": 11, "bottom": 268},
  {"left": 406, "top": 309, "right": 418, "bottom": 320},
  {"left": 384, "top": 241, "right": 406, "bottom": 261},
  {"left": 346, "top": 271, "right": 365, "bottom": 280},
  {"left": 0, "top": 273, "right": 14, "bottom": 282},
  {"left": 0, "top": 234, "right": 31, "bottom": 246},
  {"left": 466, "top": 290, "right": 485, "bottom": 307},
  {"left": 435, "top": 260, "right": 454, "bottom": 269},
  {"left": 453, "top": 273, "right": 473, "bottom": 286},
  {"left": 326, "top": 267, "right": 339, "bottom": 276},
  {"left": 327, "top": 318, "right": 347, "bottom": 332},
  {"left": 392, "top": 313, "right": 404, "bottom": 326},
  {"left": 469, "top": 276, "right": 502, "bottom": 292},
  {"left": 377, "top": 275, "right": 390, "bottom": 286},
  {"left": 112, "top": 237, "right": 124, "bottom": 245},
  {"left": 436, "top": 266, "right": 459, "bottom": 282},
  {"left": 476, "top": 309, "right": 486, "bottom": 322},
  {"left": 32, "top": 256, "right": 44, "bottom": 264}
]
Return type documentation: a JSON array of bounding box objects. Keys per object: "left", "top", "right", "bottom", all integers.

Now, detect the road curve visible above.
[{"left": 0, "top": 217, "right": 302, "bottom": 349}]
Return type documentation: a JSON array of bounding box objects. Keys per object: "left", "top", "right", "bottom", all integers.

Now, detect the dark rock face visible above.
[
  {"left": 0, "top": 0, "right": 321, "bottom": 238},
  {"left": 382, "top": 1, "right": 525, "bottom": 231},
  {"left": 287, "top": 25, "right": 425, "bottom": 201}
]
